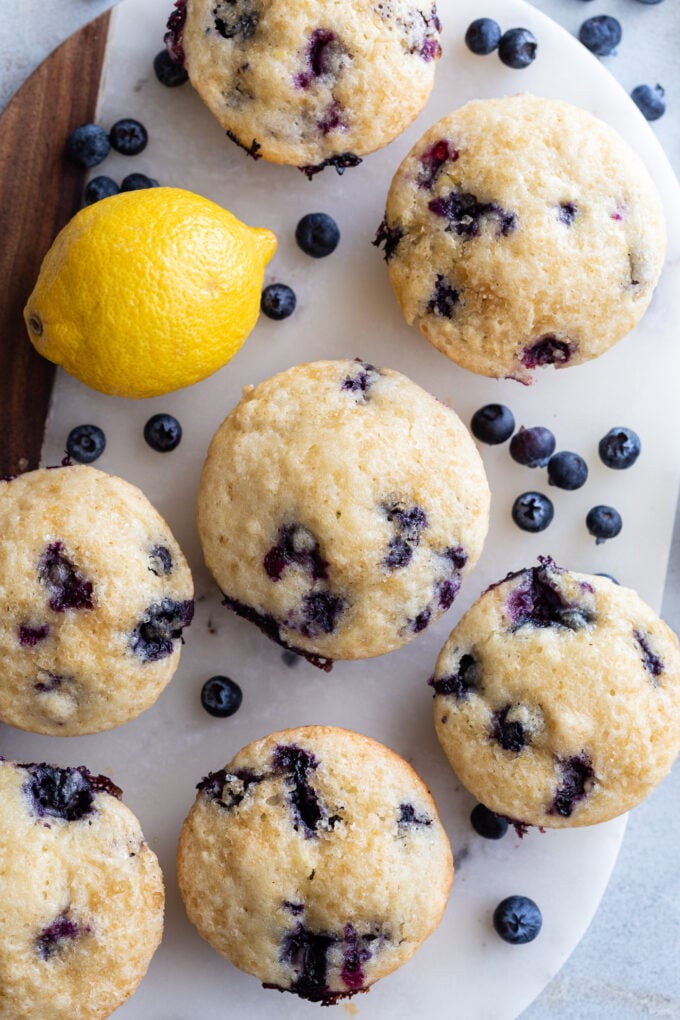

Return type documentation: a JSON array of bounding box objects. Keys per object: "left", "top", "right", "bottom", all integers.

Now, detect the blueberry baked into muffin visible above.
[
  {"left": 177, "top": 726, "right": 453, "bottom": 1002},
  {"left": 165, "top": 0, "right": 442, "bottom": 175},
  {"left": 0, "top": 759, "right": 164, "bottom": 1020},
  {"left": 0, "top": 465, "right": 193, "bottom": 735},
  {"left": 431, "top": 558, "right": 680, "bottom": 827},
  {"left": 197, "top": 359, "right": 490, "bottom": 667},
  {"left": 376, "top": 94, "right": 666, "bottom": 381}
]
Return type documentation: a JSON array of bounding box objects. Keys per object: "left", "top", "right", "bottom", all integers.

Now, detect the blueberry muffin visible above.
[
  {"left": 431, "top": 558, "right": 680, "bottom": 827},
  {"left": 168, "top": 0, "right": 442, "bottom": 175},
  {"left": 0, "top": 759, "right": 164, "bottom": 1020},
  {"left": 197, "top": 359, "right": 490, "bottom": 667},
  {"left": 376, "top": 94, "right": 666, "bottom": 381},
  {"left": 177, "top": 725, "right": 453, "bottom": 1002},
  {"left": 0, "top": 465, "right": 193, "bottom": 736}
]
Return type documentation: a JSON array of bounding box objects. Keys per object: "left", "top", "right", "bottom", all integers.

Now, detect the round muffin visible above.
[
  {"left": 0, "top": 465, "right": 194, "bottom": 736},
  {"left": 431, "top": 557, "right": 680, "bottom": 827},
  {"left": 377, "top": 94, "right": 666, "bottom": 382},
  {"left": 197, "top": 359, "right": 490, "bottom": 666},
  {"left": 0, "top": 759, "right": 164, "bottom": 1020},
  {"left": 171, "top": 0, "right": 442, "bottom": 174},
  {"left": 177, "top": 725, "right": 453, "bottom": 1003}
]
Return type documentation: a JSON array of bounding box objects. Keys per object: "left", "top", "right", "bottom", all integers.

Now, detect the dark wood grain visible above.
[{"left": 0, "top": 13, "right": 110, "bottom": 477}]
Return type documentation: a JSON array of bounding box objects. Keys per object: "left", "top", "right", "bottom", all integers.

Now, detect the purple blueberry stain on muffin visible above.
[
  {"left": 492, "top": 706, "right": 528, "bottom": 753},
  {"left": 521, "top": 335, "right": 575, "bottom": 370},
  {"left": 212, "top": 0, "right": 260, "bottom": 41},
  {"left": 295, "top": 29, "right": 347, "bottom": 89},
  {"left": 341, "top": 924, "right": 372, "bottom": 991},
  {"left": 373, "top": 218, "right": 404, "bottom": 261},
  {"left": 280, "top": 923, "right": 335, "bottom": 1001},
  {"left": 34, "top": 672, "right": 70, "bottom": 694},
  {"left": 506, "top": 561, "right": 594, "bottom": 633},
  {"left": 318, "top": 100, "right": 347, "bottom": 136},
  {"left": 427, "top": 275, "right": 459, "bottom": 318},
  {"left": 299, "top": 152, "right": 362, "bottom": 179},
  {"left": 341, "top": 360, "right": 380, "bottom": 399},
  {"left": 430, "top": 652, "right": 481, "bottom": 699},
  {"left": 36, "top": 913, "right": 90, "bottom": 960},
  {"left": 550, "top": 753, "right": 595, "bottom": 817},
  {"left": 264, "top": 524, "right": 329, "bottom": 582},
  {"left": 300, "top": 590, "right": 346, "bottom": 638},
  {"left": 272, "top": 744, "right": 323, "bottom": 837},
  {"left": 19, "top": 623, "right": 50, "bottom": 647},
  {"left": 197, "top": 768, "right": 263, "bottom": 809},
  {"left": 38, "top": 543, "right": 93, "bottom": 613},
  {"left": 164, "top": 0, "right": 187, "bottom": 64},
  {"left": 284, "top": 901, "right": 305, "bottom": 916},
  {"left": 428, "top": 191, "right": 517, "bottom": 238},
  {"left": 398, "top": 802, "right": 432, "bottom": 827},
  {"left": 417, "top": 139, "right": 458, "bottom": 190},
  {"left": 225, "top": 129, "right": 262, "bottom": 159},
  {"left": 558, "top": 202, "right": 578, "bottom": 225},
  {"left": 149, "top": 545, "right": 173, "bottom": 576},
  {"left": 634, "top": 629, "right": 664, "bottom": 682},
  {"left": 21, "top": 763, "right": 121, "bottom": 822},
  {"left": 221, "top": 595, "right": 335, "bottom": 671},
  {"left": 130, "top": 598, "right": 194, "bottom": 662}
]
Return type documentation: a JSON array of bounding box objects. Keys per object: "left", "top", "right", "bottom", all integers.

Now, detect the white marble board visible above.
[{"left": 3, "top": 0, "right": 680, "bottom": 1016}]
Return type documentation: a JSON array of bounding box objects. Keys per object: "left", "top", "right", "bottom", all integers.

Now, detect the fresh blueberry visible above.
[
  {"left": 493, "top": 895, "right": 542, "bottom": 944},
  {"left": 547, "top": 451, "right": 588, "bottom": 490},
  {"left": 83, "top": 176, "right": 120, "bottom": 205},
  {"left": 631, "top": 84, "right": 666, "bottom": 121},
  {"left": 66, "top": 424, "right": 106, "bottom": 464},
  {"left": 295, "top": 213, "right": 340, "bottom": 258},
  {"left": 471, "top": 404, "right": 515, "bottom": 445},
  {"left": 153, "top": 48, "right": 189, "bottom": 86},
  {"left": 512, "top": 492, "right": 554, "bottom": 533},
  {"left": 465, "top": 18, "right": 501, "bottom": 55},
  {"left": 598, "top": 426, "right": 641, "bottom": 469},
  {"left": 261, "top": 283, "right": 297, "bottom": 320},
  {"left": 121, "top": 172, "right": 160, "bottom": 191},
  {"left": 200, "top": 675, "right": 243, "bottom": 717},
  {"left": 65, "top": 123, "right": 110, "bottom": 168},
  {"left": 498, "top": 28, "right": 537, "bottom": 69},
  {"left": 109, "top": 118, "right": 148, "bottom": 156},
  {"left": 144, "top": 413, "right": 182, "bottom": 452},
  {"left": 579, "top": 15, "right": 621, "bottom": 56},
  {"left": 586, "top": 505, "right": 622, "bottom": 543},
  {"left": 471, "top": 804, "right": 509, "bottom": 840},
  {"left": 509, "top": 426, "right": 555, "bottom": 467}
]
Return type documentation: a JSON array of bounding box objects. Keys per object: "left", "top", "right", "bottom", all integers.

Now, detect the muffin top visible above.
[
  {"left": 177, "top": 725, "right": 453, "bottom": 1002},
  {"left": 379, "top": 94, "right": 666, "bottom": 381},
  {"left": 0, "top": 465, "right": 193, "bottom": 735},
  {"left": 197, "top": 359, "right": 489, "bottom": 664},
  {"left": 431, "top": 558, "right": 680, "bottom": 827},
  {"left": 180, "top": 0, "right": 442, "bottom": 171}
]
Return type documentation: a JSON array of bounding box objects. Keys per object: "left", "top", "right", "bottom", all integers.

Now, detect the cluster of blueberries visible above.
[
  {"left": 466, "top": 10, "right": 666, "bottom": 121},
  {"left": 65, "top": 118, "right": 158, "bottom": 202},
  {"left": 471, "top": 404, "right": 639, "bottom": 541}
]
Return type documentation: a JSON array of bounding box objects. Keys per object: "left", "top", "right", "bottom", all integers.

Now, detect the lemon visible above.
[{"left": 24, "top": 187, "right": 277, "bottom": 398}]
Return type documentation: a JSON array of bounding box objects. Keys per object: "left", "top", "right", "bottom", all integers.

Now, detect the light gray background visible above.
[{"left": 1, "top": 1, "right": 678, "bottom": 1016}]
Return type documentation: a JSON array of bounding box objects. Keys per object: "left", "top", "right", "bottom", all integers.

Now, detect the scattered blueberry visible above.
[
  {"left": 631, "top": 84, "right": 666, "bottom": 121},
  {"left": 83, "top": 176, "right": 120, "bottom": 205},
  {"left": 598, "top": 426, "right": 641, "bottom": 469},
  {"left": 509, "top": 426, "right": 555, "bottom": 467},
  {"left": 295, "top": 213, "right": 340, "bottom": 258},
  {"left": 153, "top": 48, "right": 189, "bottom": 86},
  {"left": 493, "top": 895, "right": 543, "bottom": 944},
  {"left": 471, "top": 404, "right": 515, "bottom": 445},
  {"left": 200, "top": 675, "right": 243, "bottom": 717},
  {"left": 261, "top": 283, "right": 297, "bottom": 320},
  {"left": 144, "top": 413, "right": 182, "bottom": 452},
  {"left": 586, "top": 505, "right": 622, "bottom": 543},
  {"left": 579, "top": 15, "right": 621, "bottom": 56},
  {"left": 65, "top": 123, "right": 110, "bottom": 168},
  {"left": 66, "top": 424, "right": 106, "bottom": 464},
  {"left": 121, "top": 172, "right": 160, "bottom": 191},
  {"left": 109, "top": 118, "right": 148, "bottom": 156},
  {"left": 498, "top": 28, "right": 537, "bottom": 69},
  {"left": 547, "top": 451, "right": 588, "bottom": 490},
  {"left": 512, "top": 492, "right": 554, "bottom": 533},
  {"left": 465, "top": 18, "right": 501, "bottom": 55},
  {"left": 471, "top": 804, "right": 509, "bottom": 840}
]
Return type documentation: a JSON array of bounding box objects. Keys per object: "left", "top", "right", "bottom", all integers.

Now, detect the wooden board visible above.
[{"left": 0, "top": 13, "right": 110, "bottom": 478}]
